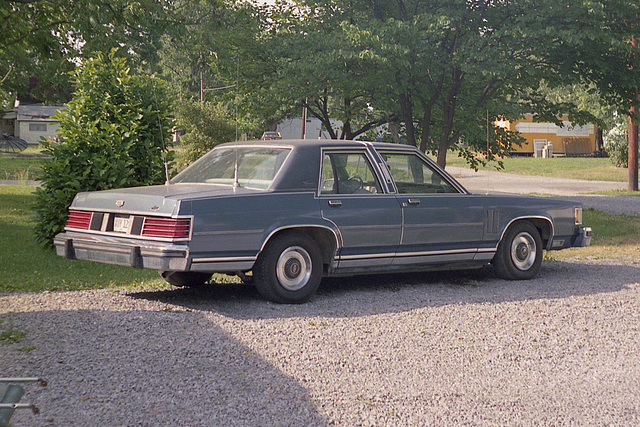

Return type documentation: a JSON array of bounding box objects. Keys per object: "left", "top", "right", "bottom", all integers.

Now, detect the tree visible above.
[
  {"left": 252, "top": 0, "right": 640, "bottom": 170},
  {"left": 1, "top": 0, "right": 182, "bottom": 108},
  {"left": 33, "top": 50, "right": 173, "bottom": 248},
  {"left": 253, "top": 3, "right": 394, "bottom": 140},
  {"left": 175, "top": 100, "right": 236, "bottom": 167}
]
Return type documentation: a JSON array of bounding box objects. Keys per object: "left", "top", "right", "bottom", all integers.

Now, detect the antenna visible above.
[
  {"left": 152, "top": 77, "right": 171, "bottom": 185},
  {"left": 233, "top": 148, "right": 240, "bottom": 188},
  {"left": 235, "top": 57, "right": 239, "bottom": 141}
]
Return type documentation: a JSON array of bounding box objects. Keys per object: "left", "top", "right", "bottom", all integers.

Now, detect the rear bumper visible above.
[{"left": 54, "top": 232, "right": 190, "bottom": 271}]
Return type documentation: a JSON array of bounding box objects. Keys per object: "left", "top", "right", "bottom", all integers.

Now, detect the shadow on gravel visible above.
[
  {"left": 2, "top": 309, "right": 329, "bottom": 426},
  {"left": 129, "top": 261, "right": 639, "bottom": 320}
]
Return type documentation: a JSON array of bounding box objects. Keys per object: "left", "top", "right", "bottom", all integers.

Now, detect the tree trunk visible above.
[
  {"left": 418, "top": 97, "right": 434, "bottom": 153},
  {"left": 399, "top": 91, "right": 416, "bottom": 147},
  {"left": 629, "top": 36, "right": 639, "bottom": 191}
]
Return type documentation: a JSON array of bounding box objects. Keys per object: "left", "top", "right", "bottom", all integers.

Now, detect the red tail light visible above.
[
  {"left": 67, "top": 210, "right": 92, "bottom": 230},
  {"left": 141, "top": 218, "right": 191, "bottom": 239}
]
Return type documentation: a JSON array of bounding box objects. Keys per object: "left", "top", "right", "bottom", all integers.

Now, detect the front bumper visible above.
[
  {"left": 573, "top": 226, "right": 593, "bottom": 247},
  {"left": 54, "top": 232, "right": 190, "bottom": 271}
]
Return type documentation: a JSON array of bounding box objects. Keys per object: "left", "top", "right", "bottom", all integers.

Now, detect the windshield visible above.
[{"left": 172, "top": 146, "right": 291, "bottom": 190}]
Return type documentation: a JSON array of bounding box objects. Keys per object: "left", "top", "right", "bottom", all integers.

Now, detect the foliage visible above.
[
  {"left": 247, "top": 0, "right": 640, "bottom": 170},
  {"left": 33, "top": 51, "right": 173, "bottom": 248},
  {"left": 604, "top": 119, "right": 631, "bottom": 168},
  {"left": 175, "top": 100, "right": 236, "bottom": 168},
  {"left": 1, "top": 0, "right": 182, "bottom": 107},
  {"left": 156, "top": 1, "right": 267, "bottom": 138}
]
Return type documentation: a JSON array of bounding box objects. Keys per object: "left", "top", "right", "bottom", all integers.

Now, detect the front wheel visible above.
[
  {"left": 493, "top": 222, "right": 543, "bottom": 280},
  {"left": 254, "top": 233, "right": 323, "bottom": 303}
]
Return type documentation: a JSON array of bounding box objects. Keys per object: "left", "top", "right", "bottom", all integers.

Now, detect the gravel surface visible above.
[{"left": 2, "top": 259, "right": 639, "bottom": 426}]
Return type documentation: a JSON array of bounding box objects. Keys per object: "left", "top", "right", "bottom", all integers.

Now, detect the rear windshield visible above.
[{"left": 172, "top": 146, "right": 291, "bottom": 190}]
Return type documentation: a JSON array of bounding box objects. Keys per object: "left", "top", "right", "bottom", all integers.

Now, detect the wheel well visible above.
[
  {"left": 509, "top": 218, "right": 552, "bottom": 248},
  {"left": 261, "top": 227, "right": 337, "bottom": 270}
]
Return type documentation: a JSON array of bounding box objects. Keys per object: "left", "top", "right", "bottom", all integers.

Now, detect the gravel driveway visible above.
[{"left": 2, "top": 259, "right": 639, "bottom": 426}]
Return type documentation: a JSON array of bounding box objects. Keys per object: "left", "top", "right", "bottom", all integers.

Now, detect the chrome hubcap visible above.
[
  {"left": 276, "top": 246, "right": 312, "bottom": 291},
  {"left": 510, "top": 232, "right": 536, "bottom": 271}
]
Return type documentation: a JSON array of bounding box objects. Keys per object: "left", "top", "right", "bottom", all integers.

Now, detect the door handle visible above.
[
  {"left": 407, "top": 199, "right": 421, "bottom": 205},
  {"left": 328, "top": 200, "right": 342, "bottom": 207}
]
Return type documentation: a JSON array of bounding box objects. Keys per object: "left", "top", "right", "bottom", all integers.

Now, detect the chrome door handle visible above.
[
  {"left": 328, "top": 200, "right": 342, "bottom": 207},
  {"left": 407, "top": 199, "right": 421, "bottom": 205}
]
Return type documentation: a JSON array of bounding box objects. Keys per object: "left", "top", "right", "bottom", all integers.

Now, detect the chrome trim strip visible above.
[
  {"left": 192, "top": 256, "right": 256, "bottom": 263},
  {"left": 260, "top": 224, "right": 340, "bottom": 253},
  {"left": 340, "top": 248, "right": 480, "bottom": 261},
  {"left": 193, "top": 229, "right": 262, "bottom": 237},
  {"left": 499, "top": 215, "right": 555, "bottom": 250},
  {"left": 339, "top": 252, "right": 397, "bottom": 260},
  {"left": 394, "top": 248, "right": 478, "bottom": 258}
]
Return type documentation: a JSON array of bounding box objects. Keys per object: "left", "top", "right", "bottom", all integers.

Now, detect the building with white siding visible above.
[{"left": 15, "top": 105, "right": 64, "bottom": 145}]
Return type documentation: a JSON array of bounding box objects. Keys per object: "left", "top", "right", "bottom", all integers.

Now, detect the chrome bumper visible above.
[
  {"left": 54, "top": 232, "right": 190, "bottom": 271},
  {"left": 573, "top": 227, "right": 593, "bottom": 247}
]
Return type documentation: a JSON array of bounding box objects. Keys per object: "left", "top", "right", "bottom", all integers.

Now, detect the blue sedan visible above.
[{"left": 54, "top": 140, "right": 592, "bottom": 303}]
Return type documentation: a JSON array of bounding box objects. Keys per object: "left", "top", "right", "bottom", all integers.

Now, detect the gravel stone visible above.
[{"left": 2, "top": 259, "right": 639, "bottom": 426}]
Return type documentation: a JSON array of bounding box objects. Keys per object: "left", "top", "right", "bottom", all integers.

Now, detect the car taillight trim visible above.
[
  {"left": 65, "top": 210, "right": 192, "bottom": 240},
  {"left": 66, "top": 210, "right": 92, "bottom": 230},
  {"left": 141, "top": 218, "right": 191, "bottom": 239}
]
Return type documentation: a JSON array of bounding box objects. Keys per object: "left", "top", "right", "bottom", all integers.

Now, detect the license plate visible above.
[{"left": 113, "top": 215, "right": 131, "bottom": 233}]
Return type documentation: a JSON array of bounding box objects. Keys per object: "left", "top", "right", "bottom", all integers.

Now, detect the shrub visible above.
[
  {"left": 604, "top": 121, "right": 629, "bottom": 168},
  {"left": 175, "top": 100, "right": 236, "bottom": 169},
  {"left": 33, "top": 50, "right": 173, "bottom": 248}
]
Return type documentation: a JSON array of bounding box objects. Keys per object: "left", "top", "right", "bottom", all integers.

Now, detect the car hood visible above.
[{"left": 70, "top": 183, "right": 267, "bottom": 216}]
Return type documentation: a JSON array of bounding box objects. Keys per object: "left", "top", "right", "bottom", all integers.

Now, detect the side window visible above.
[
  {"left": 381, "top": 152, "right": 459, "bottom": 194},
  {"left": 320, "top": 152, "right": 382, "bottom": 195}
]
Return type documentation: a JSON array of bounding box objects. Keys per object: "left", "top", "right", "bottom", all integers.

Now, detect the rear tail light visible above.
[
  {"left": 142, "top": 218, "right": 191, "bottom": 239},
  {"left": 66, "top": 210, "right": 92, "bottom": 230}
]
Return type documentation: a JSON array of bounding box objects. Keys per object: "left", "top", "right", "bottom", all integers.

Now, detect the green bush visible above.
[
  {"left": 175, "top": 100, "right": 236, "bottom": 169},
  {"left": 34, "top": 50, "right": 173, "bottom": 248},
  {"left": 604, "top": 122, "right": 629, "bottom": 168}
]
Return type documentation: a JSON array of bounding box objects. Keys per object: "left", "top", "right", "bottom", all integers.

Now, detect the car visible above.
[
  {"left": 54, "top": 140, "right": 592, "bottom": 303},
  {"left": 261, "top": 131, "right": 282, "bottom": 140}
]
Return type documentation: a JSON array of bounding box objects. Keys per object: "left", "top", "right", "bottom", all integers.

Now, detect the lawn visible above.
[
  {"left": 1, "top": 184, "right": 637, "bottom": 294},
  {"left": 0, "top": 154, "right": 45, "bottom": 180},
  {"left": 0, "top": 185, "right": 165, "bottom": 293},
  {"left": 445, "top": 153, "right": 630, "bottom": 182},
  {"left": 554, "top": 209, "right": 640, "bottom": 262}
]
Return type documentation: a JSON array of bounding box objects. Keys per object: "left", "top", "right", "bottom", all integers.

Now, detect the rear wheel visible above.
[
  {"left": 493, "top": 222, "right": 543, "bottom": 280},
  {"left": 160, "top": 271, "right": 211, "bottom": 287},
  {"left": 254, "top": 232, "right": 323, "bottom": 303}
]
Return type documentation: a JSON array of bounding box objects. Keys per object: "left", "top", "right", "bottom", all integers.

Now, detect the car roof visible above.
[
  {"left": 213, "top": 139, "right": 423, "bottom": 192},
  {"left": 218, "top": 139, "right": 418, "bottom": 151}
]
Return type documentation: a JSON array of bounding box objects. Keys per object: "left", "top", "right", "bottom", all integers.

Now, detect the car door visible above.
[
  {"left": 378, "top": 150, "right": 486, "bottom": 266},
  {"left": 319, "top": 150, "right": 402, "bottom": 269}
]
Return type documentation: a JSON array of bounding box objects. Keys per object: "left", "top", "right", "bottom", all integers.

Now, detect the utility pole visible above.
[
  {"left": 300, "top": 99, "right": 307, "bottom": 139},
  {"left": 630, "top": 37, "right": 639, "bottom": 192},
  {"left": 630, "top": 102, "right": 639, "bottom": 191}
]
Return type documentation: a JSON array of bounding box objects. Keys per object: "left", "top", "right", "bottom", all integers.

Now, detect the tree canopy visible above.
[
  {"left": 248, "top": 0, "right": 640, "bottom": 168},
  {"left": 4, "top": 0, "right": 640, "bottom": 175}
]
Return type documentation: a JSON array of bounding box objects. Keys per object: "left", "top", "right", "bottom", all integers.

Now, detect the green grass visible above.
[
  {"left": 0, "top": 154, "right": 46, "bottom": 180},
  {"left": 0, "top": 185, "right": 166, "bottom": 293},
  {"left": 551, "top": 209, "right": 640, "bottom": 261},
  {"left": 446, "top": 153, "right": 630, "bottom": 182},
  {"left": 594, "top": 190, "right": 640, "bottom": 197}
]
